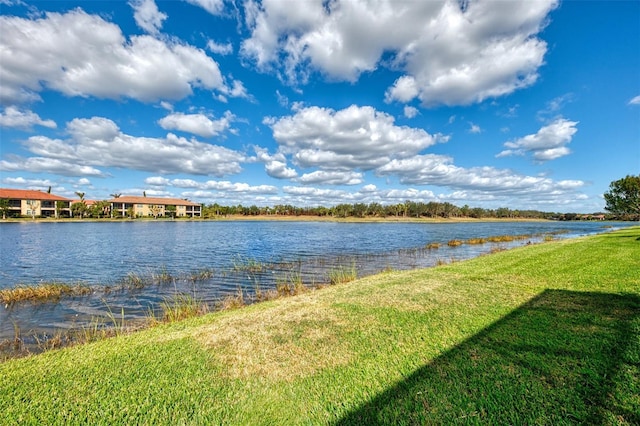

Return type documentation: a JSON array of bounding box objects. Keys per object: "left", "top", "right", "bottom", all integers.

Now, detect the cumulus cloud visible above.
[
  {"left": 266, "top": 104, "right": 442, "bottom": 173},
  {"left": 253, "top": 146, "right": 298, "bottom": 179},
  {"left": 0, "top": 106, "right": 57, "bottom": 130},
  {"left": 0, "top": 157, "right": 106, "bottom": 177},
  {"left": 158, "top": 111, "right": 235, "bottom": 138},
  {"left": 0, "top": 9, "right": 239, "bottom": 104},
  {"left": 1, "top": 116, "right": 247, "bottom": 177},
  {"left": 278, "top": 185, "right": 442, "bottom": 207},
  {"left": 185, "top": 0, "right": 225, "bottom": 15},
  {"left": 497, "top": 118, "right": 578, "bottom": 161},
  {"left": 376, "top": 153, "right": 584, "bottom": 198},
  {"left": 130, "top": 0, "right": 167, "bottom": 35},
  {"left": 144, "top": 176, "right": 279, "bottom": 194},
  {"left": 207, "top": 40, "right": 233, "bottom": 55},
  {"left": 242, "top": 0, "right": 557, "bottom": 106},
  {"left": 297, "top": 170, "right": 363, "bottom": 185},
  {"left": 2, "top": 176, "right": 57, "bottom": 189},
  {"left": 403, "top": 106, "right": 419, "bottom": 119}
]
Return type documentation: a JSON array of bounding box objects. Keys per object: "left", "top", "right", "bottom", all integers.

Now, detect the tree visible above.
[
  {"left": 149, "top": 204, "right": 162, "bottom": 218},
  {"left": 604, "top": 175, "right": 640, "bottom": 219},
  {"left": 166, "top": 205, "right": 176, "bottom": 219},
  {"left": 0, "top": 198, "right": 10, "bottom": 219},
  {"left": 71, "top": 202, "right": 88, "bottom": 218},
  {"left": 91, "top": 200, "right": 110, "bottom": 218}
]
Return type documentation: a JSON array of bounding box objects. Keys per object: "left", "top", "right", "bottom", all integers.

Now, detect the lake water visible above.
[{"left": 0, "top": 220, "right": 630, "bottom": 345}]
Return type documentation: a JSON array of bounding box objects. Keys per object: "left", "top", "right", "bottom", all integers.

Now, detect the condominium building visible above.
[
  {"left": 109, "top": 196, "right": 202, "bottom": 218},
  {"left": 0, "top": 188, "right": 72, "bottom": 218}
]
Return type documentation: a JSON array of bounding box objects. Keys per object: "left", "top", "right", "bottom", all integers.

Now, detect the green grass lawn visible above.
[{"left": 1, "top": 227, "right": 639, "bottom": 424}]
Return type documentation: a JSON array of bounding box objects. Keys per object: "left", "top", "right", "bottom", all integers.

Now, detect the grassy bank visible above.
[{"left": 1, "top": 227, "right": 638, "bottom": 424}]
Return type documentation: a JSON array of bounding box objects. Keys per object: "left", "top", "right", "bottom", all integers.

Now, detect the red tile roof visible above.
[
  {"left": 108, "top": 196, "right": 200, "bottom": 206},
  {"left": 0, "top": 188, "right": 72, "bottom": 201}
]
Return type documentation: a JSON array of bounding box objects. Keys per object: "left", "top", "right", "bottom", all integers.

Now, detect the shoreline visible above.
[{"left": 0, "top": 214, "right": 588, "bottom": 224}]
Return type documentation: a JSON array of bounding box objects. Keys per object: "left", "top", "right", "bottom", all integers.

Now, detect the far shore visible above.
[{"left": 0, "top": 214, "right": 574, "bottom": 224}]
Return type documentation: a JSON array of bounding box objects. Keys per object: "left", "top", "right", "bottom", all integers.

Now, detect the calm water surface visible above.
[{"left": 0, "top": 220, "right": 629, "bottom": 344}]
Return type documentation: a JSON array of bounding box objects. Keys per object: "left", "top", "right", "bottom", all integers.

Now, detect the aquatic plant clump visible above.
[
  {"left": 0, "top": 282, "right": 92, "bottom": 305},
  {"left": 328, "top": 263, "right": 358, "bottom": 285}
]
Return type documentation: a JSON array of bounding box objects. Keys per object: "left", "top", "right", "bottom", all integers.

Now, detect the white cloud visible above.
[
  {"left": 629, "top": 95, "right": 640, "bottom": 105},
  {"left": 497, "top": 118, "right": 578, "bottom": 162},
  {"left": 0, "top": 9, "right": 239, "bottom": 104},
  {"left": 468, "top": 122, "right": 482, "bottom": 134},
  {"left": 254, "top": 146, "right": 298, "bottom": 179},
  {"left": 297, "top": 170, "right": 363, "bottom": 185},
  {"left": 130, "top": 0, "right": 167, "bottom": 35},
  {"left": 1, "top": 116, "right": 247, "bottom": 177},
  {"left": 185, "top": 0, "right": 225, "bottom": 15},
  {"left": 207, "top": 40, "right": 233, "bottom": 55},
  {"left": 403, "top": 106, "right": 419, "bottom": 119},
  {"left": 537, "top": 93, "right": 575, "bottom": 119},
  {"left": 376, "top": 153, "right": 585, "bottom": 199},
  {"left": 265, "top": 160, "right": 298, "bottom": 179},
  {"left": 158, "top": 111, "right": 235, "bottom": 137},
  {"left": 0, "top": 157, "right": 106, "bottom": 177},
  {"left": 2, "top": 176, "right": 57, "bottom": 188},
  {"left": 242, "top": 0, "right": 557, "bottom": 106},
  {"left": 385, "top": 76, "right": 419, "bottom": 103},
  {"left": 145, "top": 176, "right": 279, "bottom": 194},
  {"left": 145, "top": 176, "right": 171, "bottom": 186},
  {"left": 266, "top": 105, "right": 442, "bottom": 171},
  {"left": 0, "top": 106, "right": 57, "bottom": 130}
]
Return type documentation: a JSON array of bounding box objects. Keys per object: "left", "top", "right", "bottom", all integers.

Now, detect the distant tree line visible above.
[
  {"left": 6, "top": 174, "right": 637, "bottom": 221},
  {"left": 200, "top": 201, "right": 615, "bottom": 221}
]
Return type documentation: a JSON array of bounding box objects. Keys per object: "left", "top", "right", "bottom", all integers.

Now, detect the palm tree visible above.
[{"left": 73, "top": 192, "right": 86, "bottom": 218}]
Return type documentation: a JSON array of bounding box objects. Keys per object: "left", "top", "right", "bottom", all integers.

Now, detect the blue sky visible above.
[{"left": 1, "top": 0, "right": 638, "bottom": 212}]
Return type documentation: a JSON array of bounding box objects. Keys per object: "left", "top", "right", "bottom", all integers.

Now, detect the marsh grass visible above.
[
  {"left": 0, "top": 282, "right": 92, "bottom": 305},
  {"left": 466, "top": 237, "right": 487, "bottom": 244},
  {"left": 275, "top": 269, "right": 307, "bottom": 296},
  {"left": 151, "top": 265, "right": 174, "bottom": 284},
  {"left": 190, "top": 267, "right": 214, "bottom": 282},
  {"left": 328, "top": 263, "right": 358, "bottom": 285},
  {"left": 160, "top": 293, "right": 208, "bottom": 322},
  {"left": 447, "top": 239, "right": 464, "bottom": 247},
  {"left": 232, "top": 255, "right": 268, "bottom": 273},
  {"left": 425, "top": 242, "right": 440, "bottom": 249},
  {"left": 217, "top": 287, "right": 247, "bottom": 311}
]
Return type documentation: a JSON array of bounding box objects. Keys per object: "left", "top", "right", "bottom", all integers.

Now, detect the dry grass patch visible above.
[
  {"left": 192, "top": 296, "right": 354, "bottom": 381},
  {"left": 332, "top": 271, "right": 451, "bottom": 312}
]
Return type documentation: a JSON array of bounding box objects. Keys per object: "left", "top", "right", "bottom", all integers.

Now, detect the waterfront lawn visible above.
[{"left": 1, "top": 227, "right": 638, "bottom": 424}]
